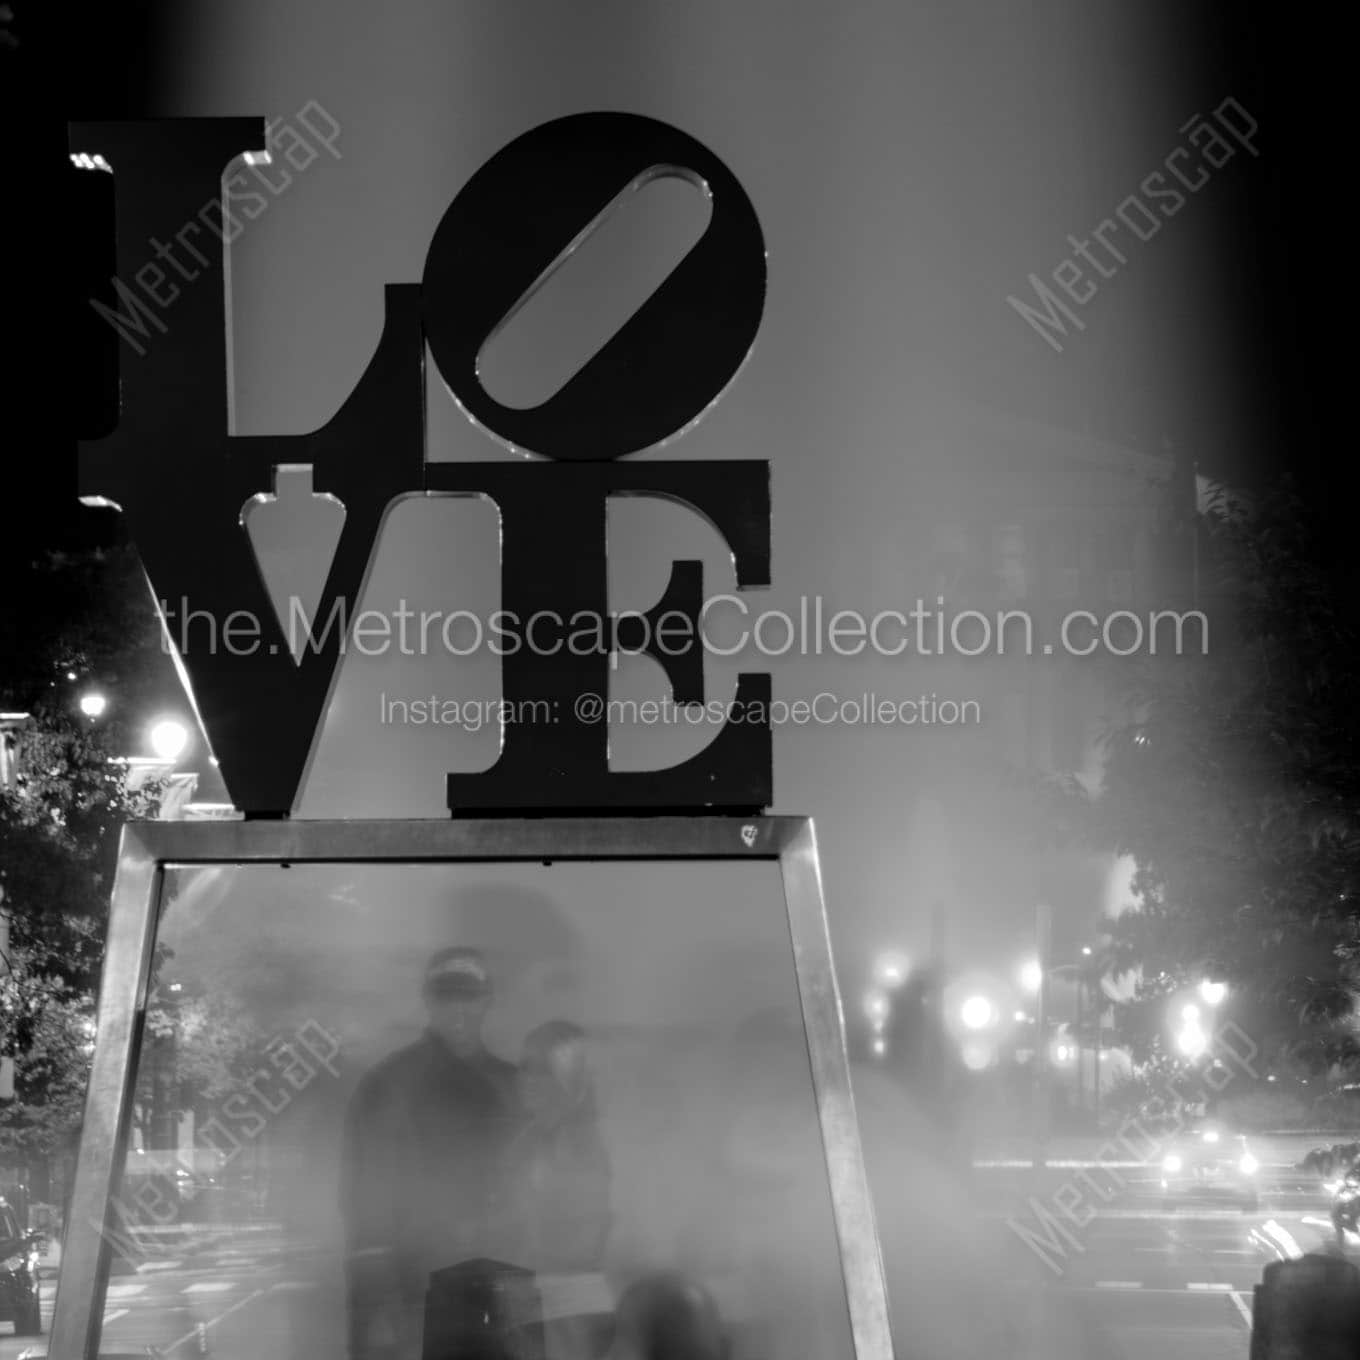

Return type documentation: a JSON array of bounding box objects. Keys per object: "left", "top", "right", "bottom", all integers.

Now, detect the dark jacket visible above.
[
  {"left": 506, "top": 1116, "right": 612, "bottom": 1271},
  {"left": 341, "top": 1031, "right": 524, "bottom": 1303}
]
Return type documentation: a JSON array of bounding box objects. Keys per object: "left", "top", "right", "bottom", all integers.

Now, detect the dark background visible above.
[{"left": 0, "top": 3, "right": 1340, "bottom": 566}]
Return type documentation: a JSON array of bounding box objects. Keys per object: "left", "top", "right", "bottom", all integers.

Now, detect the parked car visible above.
[{"left": 0, "top": 1196, "right": 42, "bottom": 1337}]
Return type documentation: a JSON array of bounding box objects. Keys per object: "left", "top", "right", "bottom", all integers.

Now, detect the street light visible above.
[
  {"left": 1175, "top": 1001, "right": 1209, "bottom": 1058},
  {"left": 149, "top": 719, "right": 190, "bottom": 763},
  {"left": 1019, "top": 959, "right": 1043, "bottom": 994},
  {"left": 1176, "top": 1026, "right": 1208, "bottom": 1058},
  {"left": 865, "top": 990, "right": 890, "bottom": 1020},
  {"left": 874, "top": 950, "right": 910, "bottom": 988},
  {"left": 960, "top": 995, "right": 995, "bottom": 1031},
  {"left": 79, "top": 692, "right": 107, "bottom": 719},
  {"left": 1198, "top": 980, "right": 1227, "bottom": 1007}
]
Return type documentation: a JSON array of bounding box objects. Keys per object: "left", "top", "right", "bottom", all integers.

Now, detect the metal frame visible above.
[{"left": 52, "top": 816, "right": 894, "bottom": 1359}]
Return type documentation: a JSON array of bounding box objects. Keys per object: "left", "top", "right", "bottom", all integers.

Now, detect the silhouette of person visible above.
[
  {"left": 341, "top": 947, "right": 524, "bottom": 1359},
  {"left": 504, "top": 1020, "right": 613, "bottom": 1360},
  {"left": 508, "top": 1020, "right": 612, "bottom": 1272}
]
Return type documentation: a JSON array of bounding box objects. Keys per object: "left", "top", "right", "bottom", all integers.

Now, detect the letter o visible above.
[{"left": 422, "top": 113, "right": 766, "bottom": 461}]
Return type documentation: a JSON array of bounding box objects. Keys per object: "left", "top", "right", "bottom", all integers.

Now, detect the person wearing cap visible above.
[{"left": 340, "top": 946, "right": 525, "bottom": 1359}]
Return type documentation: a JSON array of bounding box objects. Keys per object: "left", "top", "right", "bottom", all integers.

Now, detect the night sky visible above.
[{"left": 0, "top": 1, "right": 1342, "bottom": 983}]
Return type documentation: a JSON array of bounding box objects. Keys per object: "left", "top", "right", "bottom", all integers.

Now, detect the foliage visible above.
[
  {"left": 1, "top": 713, "right": 160, "bottom": 981},
  {"left": 0, "top": 715, "right": 159, "bottom": 1159},
  {"left": 1089, "top": 479, "right": 1360, "bottom": 1069},
  {"left": 129, "top": 987, "right": 271, "bottom": 1150},
  {"left": 1, "top": 541, "right": 165, "bottom": 1162},
  {"left": 0, "top": 948, "right": 96, "bottom": 1157},
  {"left": 1212, "top": 1086, "right": 1313, "bottom": 1133}
]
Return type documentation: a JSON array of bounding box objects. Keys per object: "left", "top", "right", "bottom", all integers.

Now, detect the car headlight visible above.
[
  {"left": 1239, "top": 1153, "right": 1259, "bottom": 1176},
  {"left": 1202, "top": 1130, "right": 1220, "bottom": 1144},
  {"left": 1163, "top": 1154, "right": 1183, "bottom": 1173}
]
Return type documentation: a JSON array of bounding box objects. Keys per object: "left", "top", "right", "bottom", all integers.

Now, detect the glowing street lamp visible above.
[
  {"left": 1019, "top": 959, "right": 1043, "bottom": 995},
  {"left": 149, "top": 719, "right": 190, "bottom": 763},
  {"left": 960, "top": 995, "right": 995, "bottom": 1031},
  {"left": 1198, "top": 980, "right": 1228, "bottom": 1007},
  {"left": 874, "top": 950, "right": 910, "bottom": 988},
  {"left": 79, "top": 692, "right": 108, "bottom": 719},
  {"left": 1175, "top": 998, "right": 1209, "bottom": 1058},
  {"left": 1176, "top": 1024, "right": 1208, "bottom": 1059}
]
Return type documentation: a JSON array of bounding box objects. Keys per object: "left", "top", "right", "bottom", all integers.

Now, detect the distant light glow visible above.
[
  {"left": 960, "top": 995, "right": 994, "bottom": 1031},
  {"left": 1176, "top": 1021, "right": 1208, "bottom": 1058},
  {"left": 864, "top": 991, "right": 890, "bottom": 1022},
  {"left": 1019, "top": 959, "right": 1043, "bottom": 994},
  {"left": 1055, "top": 1044, "right": 1073, "bottom": 1064},
  {"left": 149, "top": 719, "right": 190, "bottom": 763},
  {"left": 79, "top": 692, "right": 107, "bottom": 719},
  {"left": 1240, "top": 1153, "right": 1259, "bottom": 1176},
  {"left": 874, "top": 952, "right": 910, "bottom": 988},
  {"left": 1199, "top": 980, "right": 1228, "bottom": 1007},
  {"left": 1081, "top": 946, "right": 1093, "bottom": 957},
  {"left": 961, "top": 1041, "right": 994, "bottom": 1071},
  {"left": 871, "top": 1037, "right": 886, "bottom": 1056},
  {"left": 1201, "top": 1129, "right": 1220, "bottom": 1144},
  {"left": 1181, "top": 1003, "right": 1201, "bottom": 1023},
  {"left": 1163, "top": 1153, "right": 1183, "bottom": 1173},
  {"left": 1014, "top": 1010, "right": 1027, "bottom": 1023}
]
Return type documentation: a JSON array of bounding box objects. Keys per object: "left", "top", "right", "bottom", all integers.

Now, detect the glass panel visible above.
[{"left": 93, "top": 861, "right": 854, "bottom": 1359}]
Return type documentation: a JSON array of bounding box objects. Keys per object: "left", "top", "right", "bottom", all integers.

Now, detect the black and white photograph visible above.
[{"left": 0, "top": 2, "right": 1350, "bottom": 1356}]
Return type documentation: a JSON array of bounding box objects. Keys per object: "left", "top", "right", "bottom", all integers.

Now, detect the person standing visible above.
[
  {"left": 341, "top": 947, "right": 525, "bottom": 1359},
  {"left": 505, "top": 1021, "right": 613, "bottom": 1360},
  {"left": 508, "top": 1020, "right": 612, "bottom": 1273}
]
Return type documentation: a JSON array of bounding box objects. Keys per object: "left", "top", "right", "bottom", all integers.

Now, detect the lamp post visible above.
[{"left": 1031, "top": 903, "right": 1051, "bottom": 1169}]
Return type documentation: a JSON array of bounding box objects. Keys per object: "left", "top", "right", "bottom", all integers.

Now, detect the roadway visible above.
[
  {"left": 990, "top": 1155, "right": 1351, "bottom": 1359},
  {"left": 5, "top": 1161, "right": 1353, "bottom": 1357}
]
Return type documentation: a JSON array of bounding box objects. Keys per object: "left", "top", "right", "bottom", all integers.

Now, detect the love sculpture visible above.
[
  {"left": 73, "top": 112, "right": 772, "bottom": 817},
  {"left": 57, "top": 114, "right": 894, "bottom": 1360}
]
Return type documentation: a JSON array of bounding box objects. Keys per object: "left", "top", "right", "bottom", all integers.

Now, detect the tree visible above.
[
  {"left": 1, "top": 543, "right": 166, "bottom": 1170},
  {"left": 0, "top": 711, "right": 161, "bottom": 1165},
  {"left": 1091, "top": 480, "right": 1360, "bottom": 1074}
]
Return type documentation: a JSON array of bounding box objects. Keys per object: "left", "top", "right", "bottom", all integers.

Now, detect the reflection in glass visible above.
[{"left": 92, "top": 862, "right": 854, "bottom": 1359}]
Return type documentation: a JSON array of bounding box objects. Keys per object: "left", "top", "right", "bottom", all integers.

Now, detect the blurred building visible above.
[{"left": 882, "top": 382, "right": 1190, "bottom": 978}]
